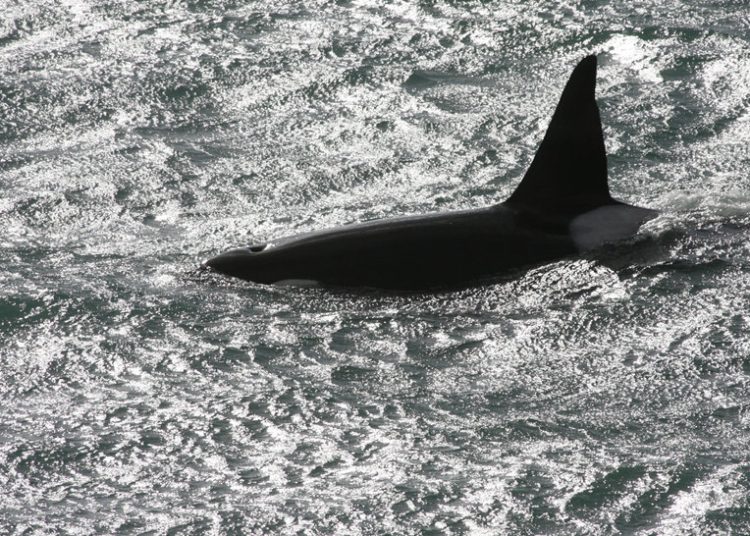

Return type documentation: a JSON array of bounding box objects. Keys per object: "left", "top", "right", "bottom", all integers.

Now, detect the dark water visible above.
[{"left": 3, "top": 1, "right": 750, "bottom": 534}]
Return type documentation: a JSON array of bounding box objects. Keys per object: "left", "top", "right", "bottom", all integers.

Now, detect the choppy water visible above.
[{"left": 3, "top": 1, "right": 750, "bottom": 534}]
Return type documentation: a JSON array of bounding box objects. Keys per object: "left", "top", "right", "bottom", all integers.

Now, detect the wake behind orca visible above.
[{"left": 205, "top": 55, "right": 657, "bottom": 291}]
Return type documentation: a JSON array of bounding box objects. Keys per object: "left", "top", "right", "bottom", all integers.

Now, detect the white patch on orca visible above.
[
  {"left": 274, "top": 279, "right": 320, "bottom": 287},
  {"left": 570, "top": 205, "right": 656, "bottom": 251}
]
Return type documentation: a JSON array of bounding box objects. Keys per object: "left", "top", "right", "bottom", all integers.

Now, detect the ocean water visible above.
[{"left": 2, "top": 1, "right": 750, "bottom": 534}]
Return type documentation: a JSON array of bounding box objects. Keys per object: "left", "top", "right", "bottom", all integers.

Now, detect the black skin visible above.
[{"left": 204, "top": 202, "right": 583, "bottom": 291}]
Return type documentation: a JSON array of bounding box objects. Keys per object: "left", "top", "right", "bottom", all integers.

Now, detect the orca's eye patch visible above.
[{"left": 248, "top": 244, "right": 267, "bottom": 253}]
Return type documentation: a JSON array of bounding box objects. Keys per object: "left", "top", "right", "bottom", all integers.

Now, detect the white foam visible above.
[{"left": 603, "top": 34, "right": 662, "bottom": 84}]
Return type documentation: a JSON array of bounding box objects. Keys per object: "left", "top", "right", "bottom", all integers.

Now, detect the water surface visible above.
[{"left": 2, "top": 1, "right": 750, "bottom": 534}]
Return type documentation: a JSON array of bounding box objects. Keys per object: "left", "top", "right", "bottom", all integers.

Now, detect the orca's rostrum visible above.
[{"left": 205, "top": 55, "right": 657, "bottom": 291}]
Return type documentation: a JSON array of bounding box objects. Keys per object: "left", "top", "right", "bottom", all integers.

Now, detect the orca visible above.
[{"left": 204, "top": 55, "right": 657, "bottom": 291}]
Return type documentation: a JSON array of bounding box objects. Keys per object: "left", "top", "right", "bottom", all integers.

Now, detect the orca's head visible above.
[{"left": 204, "top": 244, "right": 267, "bottom": 278}]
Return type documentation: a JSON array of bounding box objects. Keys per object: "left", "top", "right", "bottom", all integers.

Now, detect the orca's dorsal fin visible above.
[{"left": 506, "top": 55, "right": 614, "bottom": 214}]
